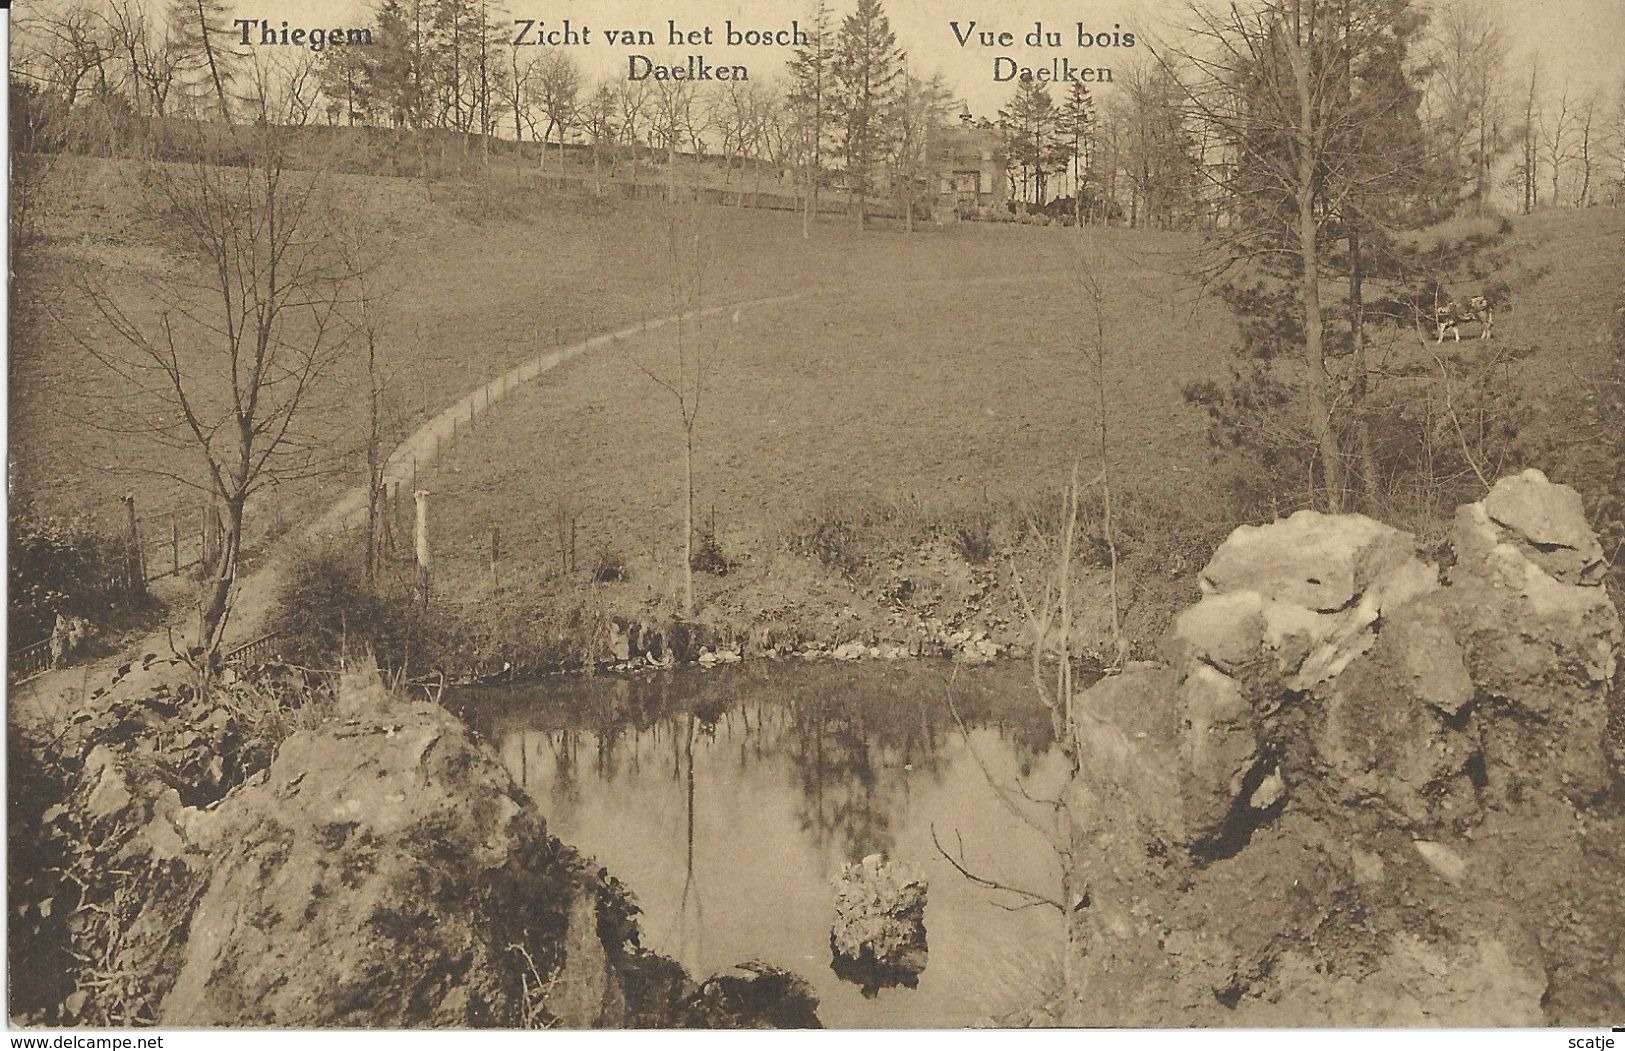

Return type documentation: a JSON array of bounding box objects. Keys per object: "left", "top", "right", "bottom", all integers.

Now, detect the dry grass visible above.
[
  {"left": 10, "top": 157, "right": 1058, "bottom": 548},
  {"left": 11, "top": 154, "right": 1237, "bottom": 649},
  {"left": 407, "top": 222, "right": 1233, "bottom": 634}
]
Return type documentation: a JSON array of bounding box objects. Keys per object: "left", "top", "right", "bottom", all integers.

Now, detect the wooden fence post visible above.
[
  {"left": 122, "top": 495, "right": 145, "bottom": 592},
  {"left": 413, "top": 489, "right": 432, "bottom": 609}
]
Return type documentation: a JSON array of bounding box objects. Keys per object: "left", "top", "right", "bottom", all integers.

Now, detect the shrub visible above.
[
  {"left": 8, "top": 505, "right": 142, "bottom": 646},
  {"left": 268, "top": 540, "right": 451, "bottom": 675},
  {"left": 592, "top": 548, "right": 628, "bottom": 583},
  {"left": 783, "top": 498, "right": 880, "bottom": 578},
  {"left": 689, "top": 523, "right": 734, "bottom": 576}
]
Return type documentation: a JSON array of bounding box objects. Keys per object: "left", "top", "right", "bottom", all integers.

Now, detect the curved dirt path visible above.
[
  {"left": 9, "top": 289, "right": 815, "bottom": 729},
  {"left": 11, "top": 266, "right": 1071, "bottom": 730}
]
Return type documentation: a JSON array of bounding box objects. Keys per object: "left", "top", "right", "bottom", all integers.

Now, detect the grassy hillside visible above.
[
  {"left": 8, "top": 158, "right": 1061, "bottom": 543},
  {"left": 9, "top": 156, "right": 1234, "bottom": 634},
  {"left": 12, "top": 153, "right": 1622, "bottom": 670},
  {"left": 412, "top": 225, "right": 1233, "bottom": 625}
]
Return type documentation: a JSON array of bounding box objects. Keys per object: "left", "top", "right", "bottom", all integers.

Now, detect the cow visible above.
[{"left": 1435, "top": 295, "right": 1494, "bottom": 343}]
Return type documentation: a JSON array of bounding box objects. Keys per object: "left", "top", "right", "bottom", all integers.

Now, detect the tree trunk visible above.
[
  {"left": 1475, "top": 102, "right": 1488, "bottom": 212},
  {"left": 683, "top": 426, "right": 695, "bottom": 618},
  {"left": 193, "top": 0, "right": 232, "bottom": 124},
  {"left": 200, "top": 493, "right": 244, "bottom": 659},
  {"left": 1288, "top": 6, "right": 1343, "bottom": 512},
  {"left": 1349, "top": 221, "right": 1377, "bottom": 508}
]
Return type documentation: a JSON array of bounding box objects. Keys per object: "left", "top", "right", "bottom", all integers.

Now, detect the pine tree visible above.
[
  {"left": 786, "top": 0, "right": 835, "bottom": 236},
  {"left": 167, "top": 0, "right": 240, "bottom": 121},
  {"left": 1055, "top": 80, "right": 1097, "bottom": 224},
  {"left": 831, "top": 0, "right": 904, "bottom": 227},
  {"left": 1170, "top": 0, "right": 1434, "bottom": 512},
  {"left": 999, "top": 80, "right": 1064, "bottom": 210}
]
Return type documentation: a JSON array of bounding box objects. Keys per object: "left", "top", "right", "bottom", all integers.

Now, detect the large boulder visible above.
[
  {"left": 1318, "top": 594, "right": 1481, "bottom": 829},
  {"left": 1447, "top": 472, "right": 1621, "bottom": 800},
  {"left": 1475, "top": 468, "right": 1608, "bottom": 586},
  {"left": 1175, "top": 511, "right": 1438, "bottom": 695},
  {"left": 830, "top": 853, "right": 928, "bottom": 987},
  {"left": 1198, "top": 510, "right": 1430, "bottom": 613},
  {"left": 1149, "top": 510, "right": 1439, "bottom": 848},
  {"left": 159, "top": 676, "right": 616, "bottom": 1026}
]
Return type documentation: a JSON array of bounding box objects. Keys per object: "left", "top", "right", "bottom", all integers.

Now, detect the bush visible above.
[
  {"left": 591, "top": 548, "right": 628, "bottom": 583},
  {"left": 783, "top": 497, "right": 885, "bottom": 578},
  {"left": 689, "top": 523, "right": 734, "bottom": 576},
  {"left": 268, "top": 541, "right": 450, "bottom": 675},
  {"left": 8, "top": 505, "right": 142, "bottom": 646}
]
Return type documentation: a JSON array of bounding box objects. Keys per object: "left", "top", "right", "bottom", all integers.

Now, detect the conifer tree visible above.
[
  {"left": 831, "top": 0, "right": 904, "bottom": 227},
  {"left": 786, "top": 0, "right": 835, "bottom": 236},
  {"left": 1055, "top": 80, "right": 1098, "bottom": 224},
  {"left": 167, "top": 0, "right": 240, "bottom": 121}
]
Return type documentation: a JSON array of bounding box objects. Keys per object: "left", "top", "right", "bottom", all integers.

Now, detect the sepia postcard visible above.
[{"left": 4, "top": 0, "right": 1624, "bottom": 1034}]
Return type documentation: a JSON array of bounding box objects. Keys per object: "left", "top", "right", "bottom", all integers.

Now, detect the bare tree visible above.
[
  {"left": 110, "top": 0, "right": 183, "bottom": 121},
  {"left": 66, "top": 127, "right": 357, "bottom": 659},
  {"left": 500, "top": 44, "right": 538, "bottom": 147},
  {"left": 1574, "top": 91, "right": 1599, "bottom": 207},
  {"left": 1154, "top": 0, "right": 1348, "bottom": 510},
  {"left": 1073, "top": 244, "right": 1124, "bottom": 657},
  {"left": 330, "top": 217, "right": 400, "bottom": 585},
  {"left": 891, "top": 71, "right": 955, "bottom": 231},
  {"left": 15, "top": 3, "right": 115, "bottom": 113},
  {"left": 1608, "top": 76, "right": 1625, "bottom": 207},
  {"left": 1516, "top": 61, "right": 1541, "bottom": 214},
  {"left": 243, "top": 49, "right": 321, "bottom": 127},
  {"left": 649, "top": 78, "right": 700, "bottom": 199},
  {"left": 531, "top": 48, "right": 580, "bottom": 171},
  {"left": 578, "top": 82, "right": 619, "bottom": 194},
  {"left": 625, "top": 213, "right": 717, "bottom": 619},
  {"left": 614, "top": 78, "right": 651, "bottom": 184},
  {"left": 710, "top": 80, "right": 767, "bottom": 203},
  {"left": 1423, "top": 0, "right": 1510, "bottom": 212},
  {"left": 1541, "top": 80, "right": 1577, "bottom": 208}
]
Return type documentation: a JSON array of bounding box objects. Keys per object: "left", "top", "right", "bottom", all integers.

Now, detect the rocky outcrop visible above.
[
  {"left": 1447, "top": 469, "right": 1619, "bottom": 800},
  {"left": 1063, "top": 470, "right": 1623, "bottom": 1026},
  {"left": 830, "top": 854, "right": 929, "bottom": 993},
  {"left": 19, "top": 663, "right": 821, "bottom": 1029}
]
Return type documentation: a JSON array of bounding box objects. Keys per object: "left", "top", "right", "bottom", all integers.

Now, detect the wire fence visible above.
[
  {"left": 222, "top": 631, "right": 287, "bottom": 666},
  {"left": 9, "top": 638, "right": 56, "bottom": 684},
  {"left": 129, "top": 501, "right": 218, "bottom": 584}
]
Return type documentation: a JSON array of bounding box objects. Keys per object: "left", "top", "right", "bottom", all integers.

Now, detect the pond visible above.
[{"left": 456, "top": 660, "right": 1071, "bottom": 1028}]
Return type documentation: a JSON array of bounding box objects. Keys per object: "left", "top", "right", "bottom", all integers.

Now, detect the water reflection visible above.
[{"left": 460, "top": 661, "right": 1067, "bottom": 1028}]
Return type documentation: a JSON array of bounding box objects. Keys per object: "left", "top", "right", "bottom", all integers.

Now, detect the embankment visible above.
[
  {"left": 6, "top": 661, "right": 820, "bottom": 1028},
  {"left": 1052, "top": 468, "right": 1624, "bottom": 1025}
]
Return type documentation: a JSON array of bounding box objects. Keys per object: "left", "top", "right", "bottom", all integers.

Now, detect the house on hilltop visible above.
[{"left": 933, "top": 110, "right": 1007, "bottom": 219}]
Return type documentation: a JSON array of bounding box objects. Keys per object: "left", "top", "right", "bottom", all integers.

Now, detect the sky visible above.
[{"left": 15, "top": 0, "right": 1625, "bottom": 118}]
